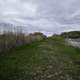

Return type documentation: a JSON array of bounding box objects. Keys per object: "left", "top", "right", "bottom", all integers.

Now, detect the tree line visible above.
[{"left": 61, "top": 31, "right": 80, "bottom": 38}]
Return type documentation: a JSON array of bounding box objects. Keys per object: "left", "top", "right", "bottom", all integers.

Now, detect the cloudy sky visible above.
[{"left": 0, "top": 0, "right": 80, "bottom": 35}]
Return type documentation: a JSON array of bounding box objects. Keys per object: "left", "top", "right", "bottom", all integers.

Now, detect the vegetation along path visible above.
[{"left": 0, "top": 36, "right": 80, "bottom": 80}]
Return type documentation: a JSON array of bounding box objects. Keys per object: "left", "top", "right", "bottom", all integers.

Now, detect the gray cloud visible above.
[{"left": 0, "top": 0, "right": 80, "bottom": 35}]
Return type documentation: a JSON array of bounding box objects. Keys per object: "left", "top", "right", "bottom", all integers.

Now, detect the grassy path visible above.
[{"left": 0, "top": 37, "right": 80, "bottom": 80}]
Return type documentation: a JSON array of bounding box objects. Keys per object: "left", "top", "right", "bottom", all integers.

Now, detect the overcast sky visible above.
[{"left": 0, "top": 0, "right": 80, "bottom": 35}]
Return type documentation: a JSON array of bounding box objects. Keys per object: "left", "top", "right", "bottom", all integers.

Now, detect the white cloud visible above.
[
  {"left": 0, "top": 0, "right": 37, "bottom": 18},
  {"left": 0, "top": 0, "right": 80, "bottom": 35}
]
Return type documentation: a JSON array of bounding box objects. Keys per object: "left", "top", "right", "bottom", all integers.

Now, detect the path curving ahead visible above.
[{"left": 0, "top": 37, "right": 80, "bottom": 80}]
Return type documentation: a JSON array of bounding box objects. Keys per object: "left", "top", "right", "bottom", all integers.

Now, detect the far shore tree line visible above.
[{"left": 60, "top": 31, "right": 80, "bottom": 39}]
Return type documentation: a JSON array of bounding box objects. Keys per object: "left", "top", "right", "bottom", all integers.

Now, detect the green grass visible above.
[{"left": 0, "top": 36, "right": 80, "bottom": 80}]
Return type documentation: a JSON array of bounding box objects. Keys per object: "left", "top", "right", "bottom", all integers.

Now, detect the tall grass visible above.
[{"left": 0, "top": 31, "right": 46, "bottom": 53}]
